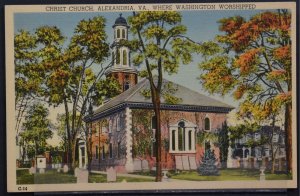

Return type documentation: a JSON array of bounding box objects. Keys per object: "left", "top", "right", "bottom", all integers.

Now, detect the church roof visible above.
[
  {"left": 113, "top": 14, "right": 129, "bottom": 28},
  {"left": 87, "top": 77, "right": 234, "bottom": 122}
]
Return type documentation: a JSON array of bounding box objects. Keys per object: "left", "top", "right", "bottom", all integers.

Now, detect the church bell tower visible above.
[{"left": 106, "top": 14, "right": 138, "bottom": 92}]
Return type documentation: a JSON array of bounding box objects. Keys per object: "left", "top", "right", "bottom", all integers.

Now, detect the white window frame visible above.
[{"left": 169, "top": 120, "right": 197, "bottom": 153}]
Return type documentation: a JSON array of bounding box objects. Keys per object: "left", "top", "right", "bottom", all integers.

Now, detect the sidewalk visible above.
[
  {"left": 90, "top": 170, "right": 184, "bottom": 181},
  {"left": 91, "top": 170, "right": 155, "bottom": 179}
]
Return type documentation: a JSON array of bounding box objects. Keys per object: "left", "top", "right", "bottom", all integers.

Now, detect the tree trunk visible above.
[
  {"left": 87, "top": 125, "right": 92, "bottom": 172},
  {"left": 154, "top": 96, "right": 162, "bottom": 182},
  {"left": 285, "top": 103, "right": 292, "bottom": 173},
  {"left": 71, "top": 139, "right": 77, "bottom": 170}
]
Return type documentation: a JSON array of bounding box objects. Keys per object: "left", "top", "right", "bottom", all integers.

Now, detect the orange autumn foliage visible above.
[
  {"left": 273, "top": 45, "right": 291, "bottom": 62},
  {"left": 233, "top": 84, "right": 247, "bottom": 100},
  {"left": 234, "top": 48, "right": 261, "bottom": 75},
  {"left": 218, "top": 12, "right": 291, "bottom": 52}
]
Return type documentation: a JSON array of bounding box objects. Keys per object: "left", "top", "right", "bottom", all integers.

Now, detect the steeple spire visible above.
[{"left": 105, "top": 14, "right": 138, "bottom": 92}]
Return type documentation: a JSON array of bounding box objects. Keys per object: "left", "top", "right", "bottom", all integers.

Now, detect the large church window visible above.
[
  {"left": 122, "top": 50, "right": 127, "bottom": 65},
  {"left": 204, "top": 117, "right": 210, "bottom": 131},
  {"left": 169, "top": 120, "right": 196, "bottom": 153}
]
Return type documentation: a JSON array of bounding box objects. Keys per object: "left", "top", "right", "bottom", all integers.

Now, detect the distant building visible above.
[
  {"left": 81, "top": 14, "right": 233, "bottom": 173},
  {"left": 233, "top": 126, "right": 286, "bottom": 161}
]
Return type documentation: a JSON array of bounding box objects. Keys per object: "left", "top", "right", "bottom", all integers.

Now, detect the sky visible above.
[{"left": 14, "top": 9, "right": 273, "bottom": 146}]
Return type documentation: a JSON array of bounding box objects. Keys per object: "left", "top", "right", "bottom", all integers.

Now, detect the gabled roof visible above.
[{"left": 87, "top": 78, "right": 234, "bottom": 122}]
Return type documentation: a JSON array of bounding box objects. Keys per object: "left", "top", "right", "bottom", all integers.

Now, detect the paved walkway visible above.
[
  {"left": 91, "top": 170, "right": 155, "bottom": 179},
  {"left": 90, "top": 170, "right": 184, "bottom": 182}
]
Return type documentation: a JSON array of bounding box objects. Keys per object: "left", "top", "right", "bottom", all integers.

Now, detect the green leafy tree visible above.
[
  {"left": 15, "top": 16, "right": 121, "bottom": 169},
  {"left": 14, "top": 30, "right": 41, "bottom": 138},
  {"left": 20, "top": 103, "right": 53, "bottom": 159},
  {"left": 128, "top": 11, "right": 197, "bottom": 181},
  {"left": 198, "top": 10, "right": 292, "bottom": 172},
  {"left": 217, "top": 122, "right": 229, "bottom": 168}
]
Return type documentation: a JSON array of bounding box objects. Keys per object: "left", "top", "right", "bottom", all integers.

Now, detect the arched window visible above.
[
  {"left": 116, "top": 49, "right": 120, "bottom": 64},
  {"left": 116, "top": 117, "right": 120, "bottom": 132},
  {"left": 169, "top": 120, "right": 196, "bottom": 153},
  {"left": 122, "top": 50, "right": 127, "bottom": 65},
  {"left": 151, "top": 116, "right": 157, "bottom": 130},
  {"left": 178, "top": 122, "right": 185, "bottom": 151},
  {"left": 117, "top": 29, "right": 120, "bottom": 38},
  {"left": 178, "top": 127, "right": 185, "bottom": 151},
  {"left": 204, "top": 117, "right": 210, "bottom": 130},
  {"left": 122, "top": 29, "right": 125, "bottom": 39},
  {"left": 124, "top": 81, "right": 130, "bottom": 91}
]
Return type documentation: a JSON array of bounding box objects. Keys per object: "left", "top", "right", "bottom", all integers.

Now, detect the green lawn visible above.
[
  {"left": 17, "top": 168, "right": 291, "bottom": 184},
  {"left": 169, "top": 169, "right": 292, "bottom": 181},
  {"left": 17, "top": 169, "right": 154, "bottom": 184},
  {"left": 17, "top": 169, "right": 76, "bottom": 184}
]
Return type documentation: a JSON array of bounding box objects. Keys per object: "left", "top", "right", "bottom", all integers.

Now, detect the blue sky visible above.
[{"left": 14, "top": 9, "right": 270, "bottom": 107}]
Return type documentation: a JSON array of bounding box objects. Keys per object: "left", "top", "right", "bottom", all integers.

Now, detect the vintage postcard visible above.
[{"left": 5, "top": 2, "right": 297, "bottom": 192}]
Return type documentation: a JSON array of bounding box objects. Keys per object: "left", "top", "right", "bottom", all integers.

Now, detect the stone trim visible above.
[{"left": 124, "top": 107, "right": 134, "bottom": 172}]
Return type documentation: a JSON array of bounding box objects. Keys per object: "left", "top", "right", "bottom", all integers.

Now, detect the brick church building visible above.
[{"left": 81, "top": 14, "right": 233, "bottom": 173}]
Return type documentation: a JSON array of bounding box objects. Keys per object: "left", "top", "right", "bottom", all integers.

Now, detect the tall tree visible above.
[
  {"left": 20, "top": 103, "right": 53, "bottom": 158},
  {"left": 15, "top": 16, "right": 121, "bottom": 170},
  {"left": 14, "top": 30, "right": 40, "bottom": 137},
  {"left": 128, "top": 11, "right": 197, "bottom": 181},
  {"left": 218, "top": 122, "right": 229, "bottom": 168},
  {"left": 199, "top": 10, "right": 292, "bottom": 173},
  {"left": 41, "top": 16, "right": 121, "bottom": 169}
]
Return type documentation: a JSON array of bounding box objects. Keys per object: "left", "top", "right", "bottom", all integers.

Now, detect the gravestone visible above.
[
  {"left": 107, "top": 167, "right": 117, "bottom": 182},
  {"left": 29, "top": 167, "right": 36, "bottom": 175},
  {"left": 151, "top": 167, "right": 156, "bottom": 171},
  {"left": 175, "top": 156, "right": 183, "bottom": 170},
  {"left": 76, "top": 169, "right": 88, "bottom": 183},
  {"left": 142, "top": 160, "right": 149, "bottom": 171},
  {"left": 189, "top": 156, "right": 197, "bottom": 170},
  {"left": 182, "top": 156, "right": 190, "bottom": 170},
  {"left": 74, "top": 167, "right": 80, "bottom": 177},
  {"left": 39, "top": 168, "right": 45, "bottom": 174},
  {"left": 36, "top": 155, "right": 46, "bottom": 173},
  {"left": 63, "top": 164, "right": 69, "bottom": 173},
  {"left": 133, "top": 159, "right": 142, "bottom": 171}
]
